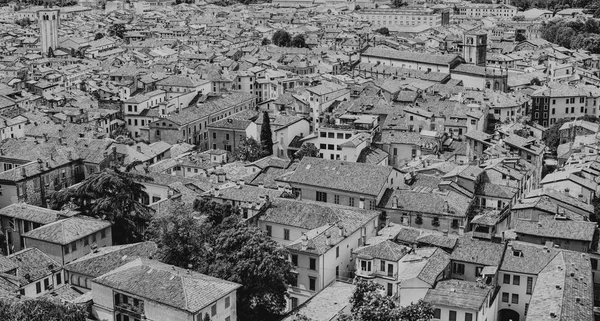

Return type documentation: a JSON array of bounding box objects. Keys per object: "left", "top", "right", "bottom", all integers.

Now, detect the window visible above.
[
  {"left": 44, "top": 278, "right": 49, "bottom": 290},
  {"left": 452, "top": 263, "right": 465, "bottom": 275},
  {"left": 503, "top": 273, "right": 510, "bottom": 284},
  {"left": 592, "top": 259, "right": 598, "bottom": 270},
  {"left": 513, "top": 275, "right": 520, "bottom": 286},
  {"left": 502, "top": 292, "right": 509, "bottom": 303},
  {"left": 433, "top": 308, "right": 441, "bottom": 319},
  {"left": 36, "top": 282, "right": 41, "bottom": 294},
  {"left": 291, "top": 274, "right": 298, "bottom": 287},
  {"left": 512, "top": 294, "right": 519, "bottom": 304},
  {"left": 225, "top": 296, "right": 230, "bottom": 308},
  {"left": 291, "top": 297, "right": 299, "bottom": 309},
  {"left": 211, "top": 304, "right": 217, "bottom": 316},
  {"left": 309, "top": 277, "right": 316, "bottom": 291},
  {"left": 71, "top": 242, "right": 77, "bottom": 252},
  {"left": 310, "top": 258, "right": 316, "bottom": 270},
  {"left": 449, "top": 310, "right": 457, "bottom": 321},
  {"left": 316, "top": 191, "right": 327, "bottom": 202},
  {"left": 56, "top": 273, "right": 61, "bottom": 285},
  {"left": 526, "top": 277, "right": 533, "bottom": 295},
  {"left": 381, "top": 260, "right": 386, "bottom": 271},
  {"left": 284, "top": 229, "right": 290, "bottom": 241},
  {"left": 101, "top": 229, "right": 106, "bottom": 239},
  {"left": 349, "top": 197, "right": 355, "bottom": 207},
  {"left": 291, "top": 254, "right": 298, "bottom": 266},
  {"left": 83, "top": 237, "right": 89, "bottom": 246},
  {"left": 65, "top": 245, "right": 70, "bottom": 254},
  {"left": 334, "top": 195, "right": 339, "bottom": 204},
  {"left": 266, "top": 225, "right": 272, "bottom": 237},
  {"left": 465, "top": 312, "right": 473, "bottom": 321},
  {"left": 525, "top": 303, "right": 529, "bottom": 316}
]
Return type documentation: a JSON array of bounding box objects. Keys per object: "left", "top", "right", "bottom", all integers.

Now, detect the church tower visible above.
[
  {"left": 463, "top": 31, "right": 487, "bottom": 66},
  {"left": 38, "top": 8, "right": 59, "bottom": 57}
]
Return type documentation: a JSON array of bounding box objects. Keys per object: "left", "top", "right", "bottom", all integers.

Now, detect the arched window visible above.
[
  {"left": 77, "top": 276, "right": 82, "bottom": 286},
  {"left": 486, "top": 81, "right": 491, "bottom": 89},
  {"left": 494, "top": 81, "right": 500, "bottom": 90}
]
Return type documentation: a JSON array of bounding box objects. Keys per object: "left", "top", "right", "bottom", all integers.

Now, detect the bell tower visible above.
[
  {"left": 463, "top": 31, "right": 487, "bottom": 66},
  {"left": 38, "top": 8, "right": 60, "bottom": 57}
]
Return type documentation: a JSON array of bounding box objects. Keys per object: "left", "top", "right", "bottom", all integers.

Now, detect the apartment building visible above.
[
  {"left": 259, "top": 199, "right": 379, "bottom": 310},
  {"left": 147, "top": 92, "right": 256, "bottom": 148},
  {"left": 530, "top": 83, "right": 600, "bottom": 127},
  {"left": 23, "top": 216, "right": 112, "bottom": 265},
  {"left": 458, "top": 3, "right": 517, "bottom": 18},
  {"left": 280, "top": 157, "right": 404, "bottom": 211},
  {"left": 91, "top": 258, "right": 241, "bottom": 321},
  {"left": 357, "top": 7, "right": 450, "bottom": 27}
]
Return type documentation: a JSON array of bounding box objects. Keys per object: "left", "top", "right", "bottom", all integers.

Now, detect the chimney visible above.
[
  {"left": 67, "top": 151, "right": 72, "bottom": 160},
  {"left": 136, "top": 145, "right": 142, "bottom": 153},
  {"left": 259, "top": 183, "right": 264, "bottom": 188},
  {"left": 337, "top": 223, "right": 344, "bottom": 237},
  {"left": 325, "top": 233, "right": 331, "bottom": 247},
  {"left": 217, "top": 171, "right": 226, "bottom": 183},
  {"left": 239, "top": 179, "right": 245, "bottom": 186},
  {"left": 359, "top": 197, "right": 365, "bottom": 209},
  {"left": 21, "top": 167, "right": 26, "bottom": 177},
  {"left": 213, "top": 187, "right": 220, "bottom": 197},
  {"left": 301, "top": 233, "right": 308, "bottom": 250},
  {"left": 392, "top": 195, "right": 398, "bottom": 208},
  {"left": 443, "top": 200, "right": 449, "bottom": 213},
  {"left": 58, "top": 129, "right": 63, "bottom": 137}
]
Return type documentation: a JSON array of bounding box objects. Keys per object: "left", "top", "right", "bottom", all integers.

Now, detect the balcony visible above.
[
  {"left": 356, "top": 270, "right": 398, "bottom": 280},
  {"left": 115, "top": 302, "right": 145, "bottom": 316}
]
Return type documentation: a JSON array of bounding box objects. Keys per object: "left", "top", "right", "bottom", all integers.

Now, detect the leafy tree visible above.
[
  {"left": 108, "top": 23, "right": 126, "bottom": 39},
  {"left": 193, "top": 198, "right": 239, "bottom": 226},
  {"left": 391, "top": 0, "right": 407, "bottom": 7},
  {"left": 294, "top": 142, "right": 319, "bottom": 160},
  {"left": 374, "top": 27, "right": 390, "bottom": 36},
  {"left": 0, "top": 298, "right": 87, "bottom": 321},
  {"left": 272, "top": 29, "right": 291, "bottom": 47},
  {"left": 49, "top": 167, "right": 153, "bottom": 244},
  {"left": 260, "top": 111, "right": 274, "bottom": 156},
  {"left": 94, "top": 33, "right": 104, "bottom": 40},
  {"left": 340, "top": 279, "right": 435, "bottom": 321},
  {"left": 512, "top": 15, "right": 525, "bottom": 21},
  {"left": 291, "top": 34, "right": 307, "bottom": 48},
  {"left": 515, "top": 33, "right": 526, "bottom": 42},
  {"left": 592, "top": 197, "right": 600, "bottom": 222},
  {"left": 530, "top": 77, "right": 541, "bottom": 86},
  {"left": 149, "top": 204, "right": 295, "bottom": 321},
  {"left": 203, "top": 313, "right": 211, "bottom": 321},
  {"left": 261, "top": 37, "right": 271, "bottom": 46},
  {"left": 232, "top": 137, "right": 268, "bottom": 162},
  {"left": 542, "top": 118, "right": 570, "bottom": 153}
]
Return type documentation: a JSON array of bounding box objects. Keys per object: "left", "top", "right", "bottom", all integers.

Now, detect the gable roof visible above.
[
  {"left": 0, "top": 203, "right": 61, "bottom": 225},
  {"left": 23, "top": 217, "right": 111, "bottom": 245},
  {"left": 515, "top": 220, "right": 597, "bottom": 242},
  {"left": 7, "top": 248, "right": 61, "bottom": 285},
  {"left": 64, "top": 241, "right": 158, "bottom": 278},
  {"left": 280, "top": 157, "right": 393, "bottom": 196}
]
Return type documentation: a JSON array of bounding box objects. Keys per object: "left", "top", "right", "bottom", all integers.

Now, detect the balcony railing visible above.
[
  {"left": 115, "top": 302, "right": 145, "bottom": 316},
  {"left": 356, "top": 270, "right": 398, "bottom": 280}
]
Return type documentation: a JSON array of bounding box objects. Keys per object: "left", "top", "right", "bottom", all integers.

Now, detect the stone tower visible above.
[
  {"left": 463, "top": 31, "right": 487, "bottom": 66},
  {"left": 38, "top": 8, "right": 60, "bottom": 57}
]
